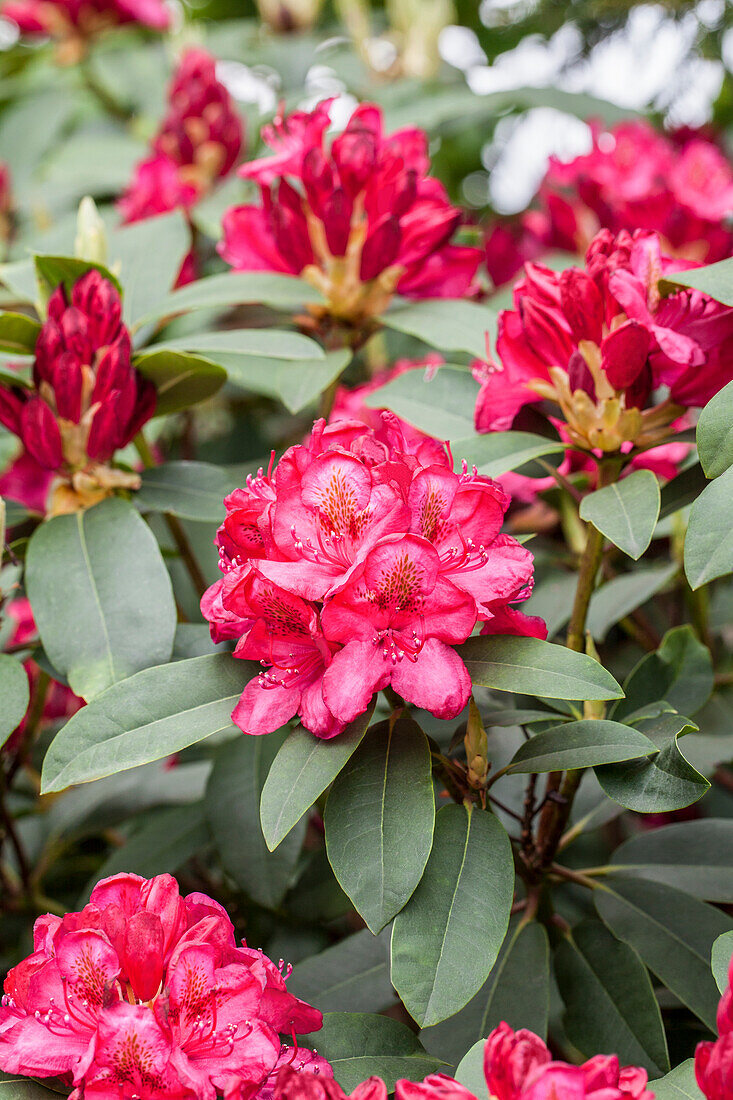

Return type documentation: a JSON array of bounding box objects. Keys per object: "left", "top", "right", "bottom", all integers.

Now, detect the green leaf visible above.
[
  {"left": 586, "top": 564, "right": 678, "bottom": 642},
  {"left": 109, "top": 210, "right": 191, "bottom": 327},
  {"left": 155, "top": 328, "right": 324, "bottom": 360},
  {"left": 651, "top": 1060, "right": 704, "bottom": 1100},
  {"left": 391, "top": 804, "right": 514, "bottom": 1027},
  {"left": 685, "top": 466, "right": 733, "bottom": 588},
  {"left": 137, "top": 272, "right": 325, "bottom": 325},
  {"left": 454, "top": 431, "right": 565, "bottom": 478},
  {"left": 421, "top": 919, "right": 550, "bottom": 1067},
  {"left": 0, "top": 312, "right": 40, "bottom": 354},
  {"left": 610, "top": 820, "right": 733, "bottom": 901},
  {"left": 659, "top": 463, "right": 708, "bottom": 519},
  {"left": 364, "top": 365, "right": 476, "bottom": 439},
  {"left": 325, "top": 717, "right": 435, "bottom": 933},
  {"left": 711, "top": 930, "right": 733, "bottom": 994},
  {"left": 454, "top": 1040, "right": 487, "bottom": 1097},
  {"left": 596, "top": 711, "right": 709, "bottom": 813},
  {"left": 288, "top": 929, "right": 394, "bottom": 1015},
  {"left": 260, "top": 703, "right": 374, "bottom": 850},
  {"left": 0, "top": 654, "right": 30, "bottom": 750},
  {"left": 595, "top": 878, "right": 733, "bottom": 1030},
  {"left": 135, "top": 462, "right": 230, "bottom": 523},
  {"left": 507, "top": 719, "right": 656, "bottom": 773},
  {"left": 133, "top": 349, "right": 227, "bottom": 416},
  {"left": 221, "top": 348, "right": 352, "bottom": 414},
  {"left": 34, "top": 254, "right": 123, "bottom": 303},
  {"left": 206, "top": 731, "right": 305, "bottom": 909},
  {"left": 0, "top": 1079, "right": 66, "bottom": 1100},
  {"left": 299, "top": 1013, "right": 444, "bottom": 1092},
  {"left": 554, "top": 920, "right": 669, "bottom": 1076},
  {"left": 579, "top": 471, "right": 660, "bottom": 559},
  {"left": 25, "top": 498, "right": 176, "bottom": 701},
  {"left": 86, "top": 802, "right": 210, "bottom": 887},
  {"left": 612, "top": 626, "right": 713, "bottom": 721},
  {"left": 40, "top": 653, "right": 250, "bottom": 793},
  {"left": 697, "top": 381, "right": 733, "bottom": 478},
  {"left": 379, "top": 299, "right": 496, "bottom": 358},
  {"left": 459, "top": 635, "right": 623, "bottom": 702},
  {"left": 661, "top": 257, "right": 733, "bottom": 306}
]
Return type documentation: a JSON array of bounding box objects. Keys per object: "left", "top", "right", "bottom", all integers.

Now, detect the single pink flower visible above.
[
  {"left": 220, "top": 100, "right": 481, "bottom": 325},
  {"left": 696, "top": 948, "right": 733, "bottom": 1099},
  {"left": 0, "top": 0, "right": 169, "bottom": 40}
]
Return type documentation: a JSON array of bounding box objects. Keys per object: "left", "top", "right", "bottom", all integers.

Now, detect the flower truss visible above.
[{"left": 202, "top": 416, "right": 544, "bottom": 739}]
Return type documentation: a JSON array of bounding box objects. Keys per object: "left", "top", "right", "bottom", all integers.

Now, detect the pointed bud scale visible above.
[
  {"left": 51, "top": 353, "right": 84, "bottom": 423},
  {"left": 360, "top": 215, "right": 401, "bottom": 281},
  {"left": 302, "top": 146, "right": 334, "bottom": 215},
  {"left": 322, "top": 189, "right": 352, "bottom": 257},
  {"left": 19, "top": 397, "right": 63, "bottom": 470}
]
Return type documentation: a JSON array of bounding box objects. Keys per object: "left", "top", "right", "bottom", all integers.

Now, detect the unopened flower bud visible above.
[
  {"left": 464, "top": 697, "right": 489, "bottom": 788},
  {"left": 74, "top": 197, "right": 107, "bottom": 265}
]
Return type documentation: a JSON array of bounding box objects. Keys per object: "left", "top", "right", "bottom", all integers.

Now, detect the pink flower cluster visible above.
[
  {"left": 696, "top": 949, "right": 733, "bottom": 1099},
  {"left": 0, "top": 873, "right": 326, "bottom": 1100},
  {"left": 0, "top": 0, "right": 169, "bottom": 45},
  {"left": 119, "top": 49, "right": 243, "bottom": 230},
  {"left": 0, "top": 270, "right": 155, "bottom": 514},
  {"left": 202, "top": 416, "right": 543, "bottom": 739},
  {"left": 273, "top": 1023, "right": 653, "bottom": 1100},
  {"left": 485, "top": 120, "right": 733, "bottom": 286},
  {"left": 220, "top": 100, "right": 482, "bottom": 326},
  {"left": 474, "top": 228, "right": 733, "bottom": 452}
]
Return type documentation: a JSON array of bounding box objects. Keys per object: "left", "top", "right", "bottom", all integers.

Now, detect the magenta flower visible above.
[
  {"left": 0, "top": 0, "right": 169, "bottom": 55},
  {"left": 202, "top": 417, "right": 542, "bottom": 739},
  {"left": 219, "top": 100, "right": 481, "bottom": 326},
  {"left": 0, "top": 873, "right": 325, "bottom": 1099},
  {"left": 474, "top": 228, "right": 733, "bottom": 452},
  {"left": 696, "top": 948, "right": 733, "bottom": 1099},
  {"left": 0, "top": 270, "right": 156, "bottom": 515}
]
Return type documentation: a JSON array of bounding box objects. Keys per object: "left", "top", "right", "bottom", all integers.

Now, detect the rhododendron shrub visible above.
[
  {"left": 201, "top": 416, "right": 542, "bottom": 737},
  {"left": 220, "top": 100, "right": 482, "bottom": 327},
  {"left": 2, "top": 15, "right": 733, "bottom": 1100}
]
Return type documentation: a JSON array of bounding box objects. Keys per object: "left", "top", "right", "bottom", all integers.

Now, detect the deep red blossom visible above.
[
  {"left": 119, "top": 48, "right": 243, "bottom": 280},
  {"left": 474, "top": 228, "right": 733, "bottom": 452},
  {"left": 0, "top": 0, "right": 169, "bottom": 51},
  {"left": 487, "top": 120, "right": 733, "bottom": 285},
  {"left": 0, "top": 873, "right": 325, "bottom": 1099},
  {"left": 696, "top": 948, "right": 733, "bottom": 1099},
  {"left": 219, "top": 100, "right": 481, "bottom": 326},
  {"left": 0, "top": 270, "right": 156, "bottom": 514},
  {"left": 202, "top": 417, "right": 541, "bottom": 738}
]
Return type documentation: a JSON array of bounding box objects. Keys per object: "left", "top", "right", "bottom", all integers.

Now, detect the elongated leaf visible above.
[
  {"left": 86, "top": 802, "right": 210, "bottom": 887},
  {"left": 300, "top": 1014, "right": 444, "bottom": 1091},
  {"left": 25, "top": 498, "right": 176, "bottom": 701},
  {"left": 580, "top": 471, "right": 660, "bottom": 559},
  {"left": 459, "top": 635, "right": 623, "bottom": 701},
  {"left": 135, "top": 462, "right": 230, "bottom": 523},
  {"left": 109, "top": 211, "right": 191, "bottom": 326},
  {"left": 133, "top": 349, "right": 227, "bottom": 416},
  {"left": 651, "top": 1060, "right": 703, "bottom": 1100},
  {"left": 596, "top": 712, "right": 709, "bottom": 813},
  {"left": 586, "top": 564, "right": 678, "bottom": 642},
  {"left": 421, "top": 919, "right": 549, "bottom": 1066},
  {"left": 206, "top": 731, "right": 305, "bottom": 909},
  {"left": 41, "top": 654, "right": 251, "bottom": 793},
  {"left": 0, "top": 1079, "right": 64, "bottom": 1100},
  {"left": 453, "top": 431, "right": 565, "bottom": 477},
  {"left": 659, "top": 463, "right": 707, "bottom": 519},
  {"left": 288, "top": 930, "right": 394, "bottom": 1014},
  {"left": 221, "top": 348, "right": 352, "bottom": 414},
  {"left": 379, "top": 299, "right": 496, "bottom": 358},
  {"left": 610, "top": 820, "right": 733, "bottom": 901},
  {"left": 0, "top": 654, "right": 30, "bottom": 749},
  {"left": 455, "top": 1041, "right": 486, "bottom": 1097},
  {"left": 260, "top": 703, "right": 374, "bottom": 850},
  {"left": 391, "top": 804, "right": 514, "bottom": 1027},
  {"left": 684, "top": 466, "right": 733, "bottom": 588},
  {"left": 555, "top": 920, "right": 669, "bottom": 1075},
  {"left": 613, "top": 626, "right": 713, "bottom": 721},
  {"left": 595, "top": 878, "right": 733, "bottom": 1030},
  {"left": 662, "top": 258, "right": 733, "bottom": 306},
  {"left": 156, "top": 328, "right": 324, "bottom": 360},
  {"left": 35, "top": 254, "right": 123, "bottom": 301},
  {"left": 0, "top": 312, "right": 40, "bottom": 354},
  {"left": 712, "top": 930, "right": 733, "bottom": 993},
  {"left": 508, "top": 719, "right": 656, "bottom": 773},
  {"left": 364, "top": 365, "right": 477, "bottom": 439},
  {"left": 697, "top": 381, "right": 733, "bottom": 478},
  {"left": 138, "top": 272, "right": 325, "bottom": 326},
  {"left": 325, "top": 717, "right": 435, "bottom": 933}
]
